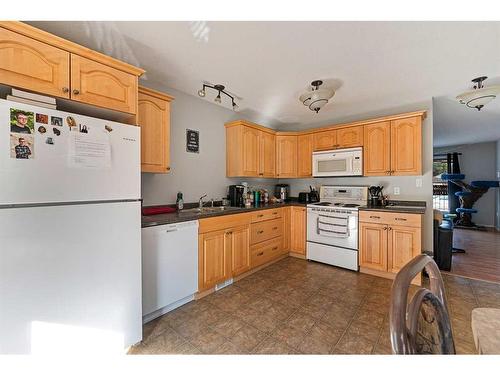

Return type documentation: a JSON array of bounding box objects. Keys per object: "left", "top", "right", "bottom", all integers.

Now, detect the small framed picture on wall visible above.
[{"left": 186, "top": 129, "right": 199, "bottom": 153}]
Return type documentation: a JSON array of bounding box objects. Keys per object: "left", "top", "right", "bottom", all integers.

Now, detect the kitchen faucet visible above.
[{"left": 198, "top": 194, "right": 207, "bottom": 209}]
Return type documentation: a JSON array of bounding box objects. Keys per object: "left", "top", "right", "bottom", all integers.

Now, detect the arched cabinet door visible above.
[
  {"left": 138, "top": 86, "right": 173, "bottom": 173},
  {"left": 70, "top": 54, "right": 137, "bottom": 114},
  {"left": 0, "top": 27, "right": 70, "bottom": 98}
]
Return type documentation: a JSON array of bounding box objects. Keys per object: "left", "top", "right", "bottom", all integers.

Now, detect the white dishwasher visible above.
[{"left": 141, "top": 220, "right": 198, "bottom": 323}]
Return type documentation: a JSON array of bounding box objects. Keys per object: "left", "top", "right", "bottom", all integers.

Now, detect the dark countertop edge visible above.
[
  {"left": 141, "top": 201, "right": 306, "bottom": 228},
  {"left": 360, "top": 205, "right": 426, "bottom": 215}
]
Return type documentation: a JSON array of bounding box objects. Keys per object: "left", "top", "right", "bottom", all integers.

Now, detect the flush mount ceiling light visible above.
[
  {"left": 456, "top": 76, "right": 500, "bottom": 111},
  {"left": 299, "top": 80, "right": 335, "bottom": 113},
  {"left": 198, "top": 83, "right": 239, "bottom": 111}
]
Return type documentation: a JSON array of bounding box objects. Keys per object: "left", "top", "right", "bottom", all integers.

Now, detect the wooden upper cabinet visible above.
[
  {"left": 138, "top": 86, "right": 173, "bottom": 173},
  {"left": 313, "top": 130, "right": 337, "bottom": 151},
  {"left": 387, "top": 225, "right": 421, "bottom": 274},
  {"left": 276, "top": 135, "right": 297, "bottom": 178},
  {"left": 390, "top": 117, "right": 422, "bottom": 175},
  {"left": 0, "top": 27, "right": 70, "bottom": 98},
  {"left": 297, "top": 134, "right": 313, "bottom": 177},
  {"left": 290, "top": 206, "right": 306, "bottom": 255},
  {"left": 71, "top": 55, "right": 138, "bottom": 114},
  {"left": 363, "top": 121, "right": 391, "bottom": 176},
  {"left": 259, "top": 131, "right": 276, "bottom": 177},
  {"left": 359, "top": 222, "right": 388, "bottom": 271},
  {"left": 337, "top": 126, "right": 363, "bottom": 148},
  {"left": 230, "top": 226, "right": 251, "bottom": 276},
  {"left": 241, "top": 126, "right": 261, "bottom": 176}
]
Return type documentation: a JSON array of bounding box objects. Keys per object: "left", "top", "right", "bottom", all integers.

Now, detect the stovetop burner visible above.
[{"left": 313, "top": 202, "right": 332, "bottom": 206}]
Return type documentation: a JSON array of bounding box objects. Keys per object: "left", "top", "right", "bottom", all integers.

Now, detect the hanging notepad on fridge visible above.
[{"left": 68, "top": 132, "right": 111, "bottom": 169}]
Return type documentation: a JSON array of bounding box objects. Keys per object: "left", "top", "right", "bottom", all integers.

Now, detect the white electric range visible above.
[{"left": 306, "top": 185, "right": 368, "bottom": 271}]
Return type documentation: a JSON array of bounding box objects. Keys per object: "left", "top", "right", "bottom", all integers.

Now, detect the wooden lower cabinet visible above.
[
  {"left": 359, "top": 211, "right": 423, "bottom": 284},
  {"left": 230, "top": 225, "right": 251, "bottom": 276},
  {"left": 359, "top": 222, "right": 388, "bottom": 271},
  {"left": 290, "top": 206, "right": 306, "bottom": 255},
  {"left": 387, "top": 225, "right": 421, "bottom": 274},
  {"left": 198, "top": 229, "right": 232, "bottom": 291}
]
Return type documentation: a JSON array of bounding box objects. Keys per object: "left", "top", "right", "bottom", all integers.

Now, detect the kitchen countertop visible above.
[
  {"left": 360, "top": 200, "right": 427, "bottom": 215},
  {"left": 142, "top": 201, "right": 306, "bottom": 228}
]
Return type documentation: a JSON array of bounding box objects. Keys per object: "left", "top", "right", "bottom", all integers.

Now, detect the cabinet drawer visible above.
[
  {"left": 250, "top": 238, "right": 283, "bottom": 268},
  {"left": 251, "top": 218, "right": 283, "bottom": 244},
  {"left": 250, "top": 208, "right": 282, "bottom": 223},
  {"left": 359, "top": 210, "right": 422, "bottom": 228}
]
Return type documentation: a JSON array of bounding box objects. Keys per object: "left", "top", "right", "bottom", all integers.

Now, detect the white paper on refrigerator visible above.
[{"left": 68, "top": 132, "right": 111, "bottom": 169}]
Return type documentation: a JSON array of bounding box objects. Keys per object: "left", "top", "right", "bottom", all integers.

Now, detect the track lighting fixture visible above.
[{"left": 197, "top": 83, "right": 239, "bottom": 111}]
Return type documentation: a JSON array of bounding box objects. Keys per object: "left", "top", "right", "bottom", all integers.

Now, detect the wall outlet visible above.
[
  {"left": 393, "top": 186, "right": 401, "bottom": 195},
  {"left": 416, "top": 178, "right": 423, "bottom": 188}
]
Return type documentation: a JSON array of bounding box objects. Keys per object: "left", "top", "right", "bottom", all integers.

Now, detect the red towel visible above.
[{"left": 142, "top": 206, "right": 177, "bottom": 215}]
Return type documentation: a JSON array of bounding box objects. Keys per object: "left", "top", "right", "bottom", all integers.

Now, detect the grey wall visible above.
[
  {"left": 141, "top": 84, "right": 277, "bottom": 206},
  {"left": 278, "top": 101, "right": 434, "bottom": 253},
  {"left": 434, "top": 141, "right": 498, "bottom": 227}
]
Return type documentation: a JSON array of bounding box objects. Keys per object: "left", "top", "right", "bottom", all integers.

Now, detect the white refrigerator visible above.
[{"left": 0, "top": 99, "right": 142, "bottom": 354}]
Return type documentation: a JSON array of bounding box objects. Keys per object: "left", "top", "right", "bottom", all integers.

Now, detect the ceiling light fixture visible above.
[
  {"left": 299, "top": 80, "right": 335, "bottom": 113},
  {"left": 198, "top": 83, "right": 239, "bottom": 111},
  {"left": 456, "top": 76, "right": 500, "bottom": 111}
]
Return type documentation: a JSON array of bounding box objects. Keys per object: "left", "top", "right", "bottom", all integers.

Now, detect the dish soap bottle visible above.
[{"left": 176, "top": 192, "right": 184, "bottom": 211}]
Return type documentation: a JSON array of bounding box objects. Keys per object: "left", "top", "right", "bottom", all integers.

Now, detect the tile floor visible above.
[{"left": 130, "top": 257, "right": 500, "bottom": 355}]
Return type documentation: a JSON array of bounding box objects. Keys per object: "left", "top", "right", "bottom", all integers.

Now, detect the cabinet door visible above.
[
  {"left": 241, "top": 126, "right": 260, "bottom": 176},
  {"left": 297, "top": 134, "right": 313, "bottom": 177},
  {"left": 0, "top": 27, "right": 70, "bottom": 98},
  {"left": 390, "top": 117, "right": 422, "bottom": 175},
  {"left": 231, "top": 226, "right": 251, "bottom": 276},
  {"left": 359, "top": 222, "right": 388, "bottom": 271},
  {"left": 282, "top": 207, "right": 291, "bottom": 253},
  {"left": 337, "top": 126, "right": 363, "bottom": 148},
  {"left": 138, "top": 88, "right": 171, "bottom": 173},
  {"left": 259, "top": 131, "right": 276, "bottom": 177},
  {"left": 199, "top": 230, "right": 231, "bottom": 290},
  {"left": 276, "top": 135, "right": 297, "bottom": 178},
  {"left": 363, "top": 121, "right": 391, "bottom": 176},
  {"left": 387, "top": 225, "right": 421, "bottom": 274},
  {"left": 313, "top": 130, "right": 337, "bottom": 151},
  {"left": 290, "top": 207, "right": 306, "bottom": 255},
  {"left": 70, "top": 54, "right": 138, "bottom": 114}
]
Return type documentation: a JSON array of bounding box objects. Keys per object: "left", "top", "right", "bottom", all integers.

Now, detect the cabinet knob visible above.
[
  {"left": 257, "top": 252, "right": 264, "bottom": 257},
  {"left": 257, "top": 230, "right": 264, "bottom": 234},
  {"left": 370, "top": 215, "right": 380, "bottom": 219},
  {"left": 258, "top": 214, "right": 264, "bottom": 218},
  {"left": 272, "top": 227, "right": 278, "bottom": 230},
  {"left": 166, "top": 167, "right": 171, "bottom": 171},
  {"left": 62, "top": 87, "right": 69, "bottom": 93},
  {"left": 388, "top": 227, "right": 392, "bottom": 231},
  {"left": 395, "top": 217, "right": 407, "bottom": 221},
  {"left": 72, "top": 89, "right": 80, "bottom": 95},
  {"left": 272, "top": 247, "right": 278, "bottom": 251},
  {"left": 383, "top": 227, "right": 388, "bottom": 230}
]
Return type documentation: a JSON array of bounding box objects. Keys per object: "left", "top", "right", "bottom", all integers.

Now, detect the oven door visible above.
[{"left": 307, "top": 208, "right": 358, "bottom": 250}]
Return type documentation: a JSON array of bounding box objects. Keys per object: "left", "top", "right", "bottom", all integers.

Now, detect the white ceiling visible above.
[
  {"left": 433, "top": 94, "right": 500, "bottom": 147},
  {"left": 27, "top": 21, "right": 500, "bottom": 129}
]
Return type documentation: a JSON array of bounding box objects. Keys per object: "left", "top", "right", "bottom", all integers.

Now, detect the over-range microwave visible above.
[{"left": 312, "top": 147, "right": 363, "bottom": 177}]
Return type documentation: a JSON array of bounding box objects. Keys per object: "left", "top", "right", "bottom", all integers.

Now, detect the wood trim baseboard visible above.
[{"left": 288, "top": 252, "right": 306, "bottom": 259}]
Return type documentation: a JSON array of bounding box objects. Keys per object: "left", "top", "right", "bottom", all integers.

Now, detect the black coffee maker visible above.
[
  {"left": 368, "top": 186, "right": 383, "bottom": 206},
  {"left": 228, "top": 185, "right": 245, "bottom": 207}
]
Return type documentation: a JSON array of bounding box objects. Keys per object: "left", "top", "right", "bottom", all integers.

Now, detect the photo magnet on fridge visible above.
[
  {"left": 10, "top": 133, "right": 34, "bottom": 159},
  {"left": 10, "top": 108, "right": 34, "bottom": 134},
  {"left": 51, "top": 116, "right": 63, "bottom": 127},
  {"left": 36, "top": 113, "right": 48, "bottom": 124}
]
